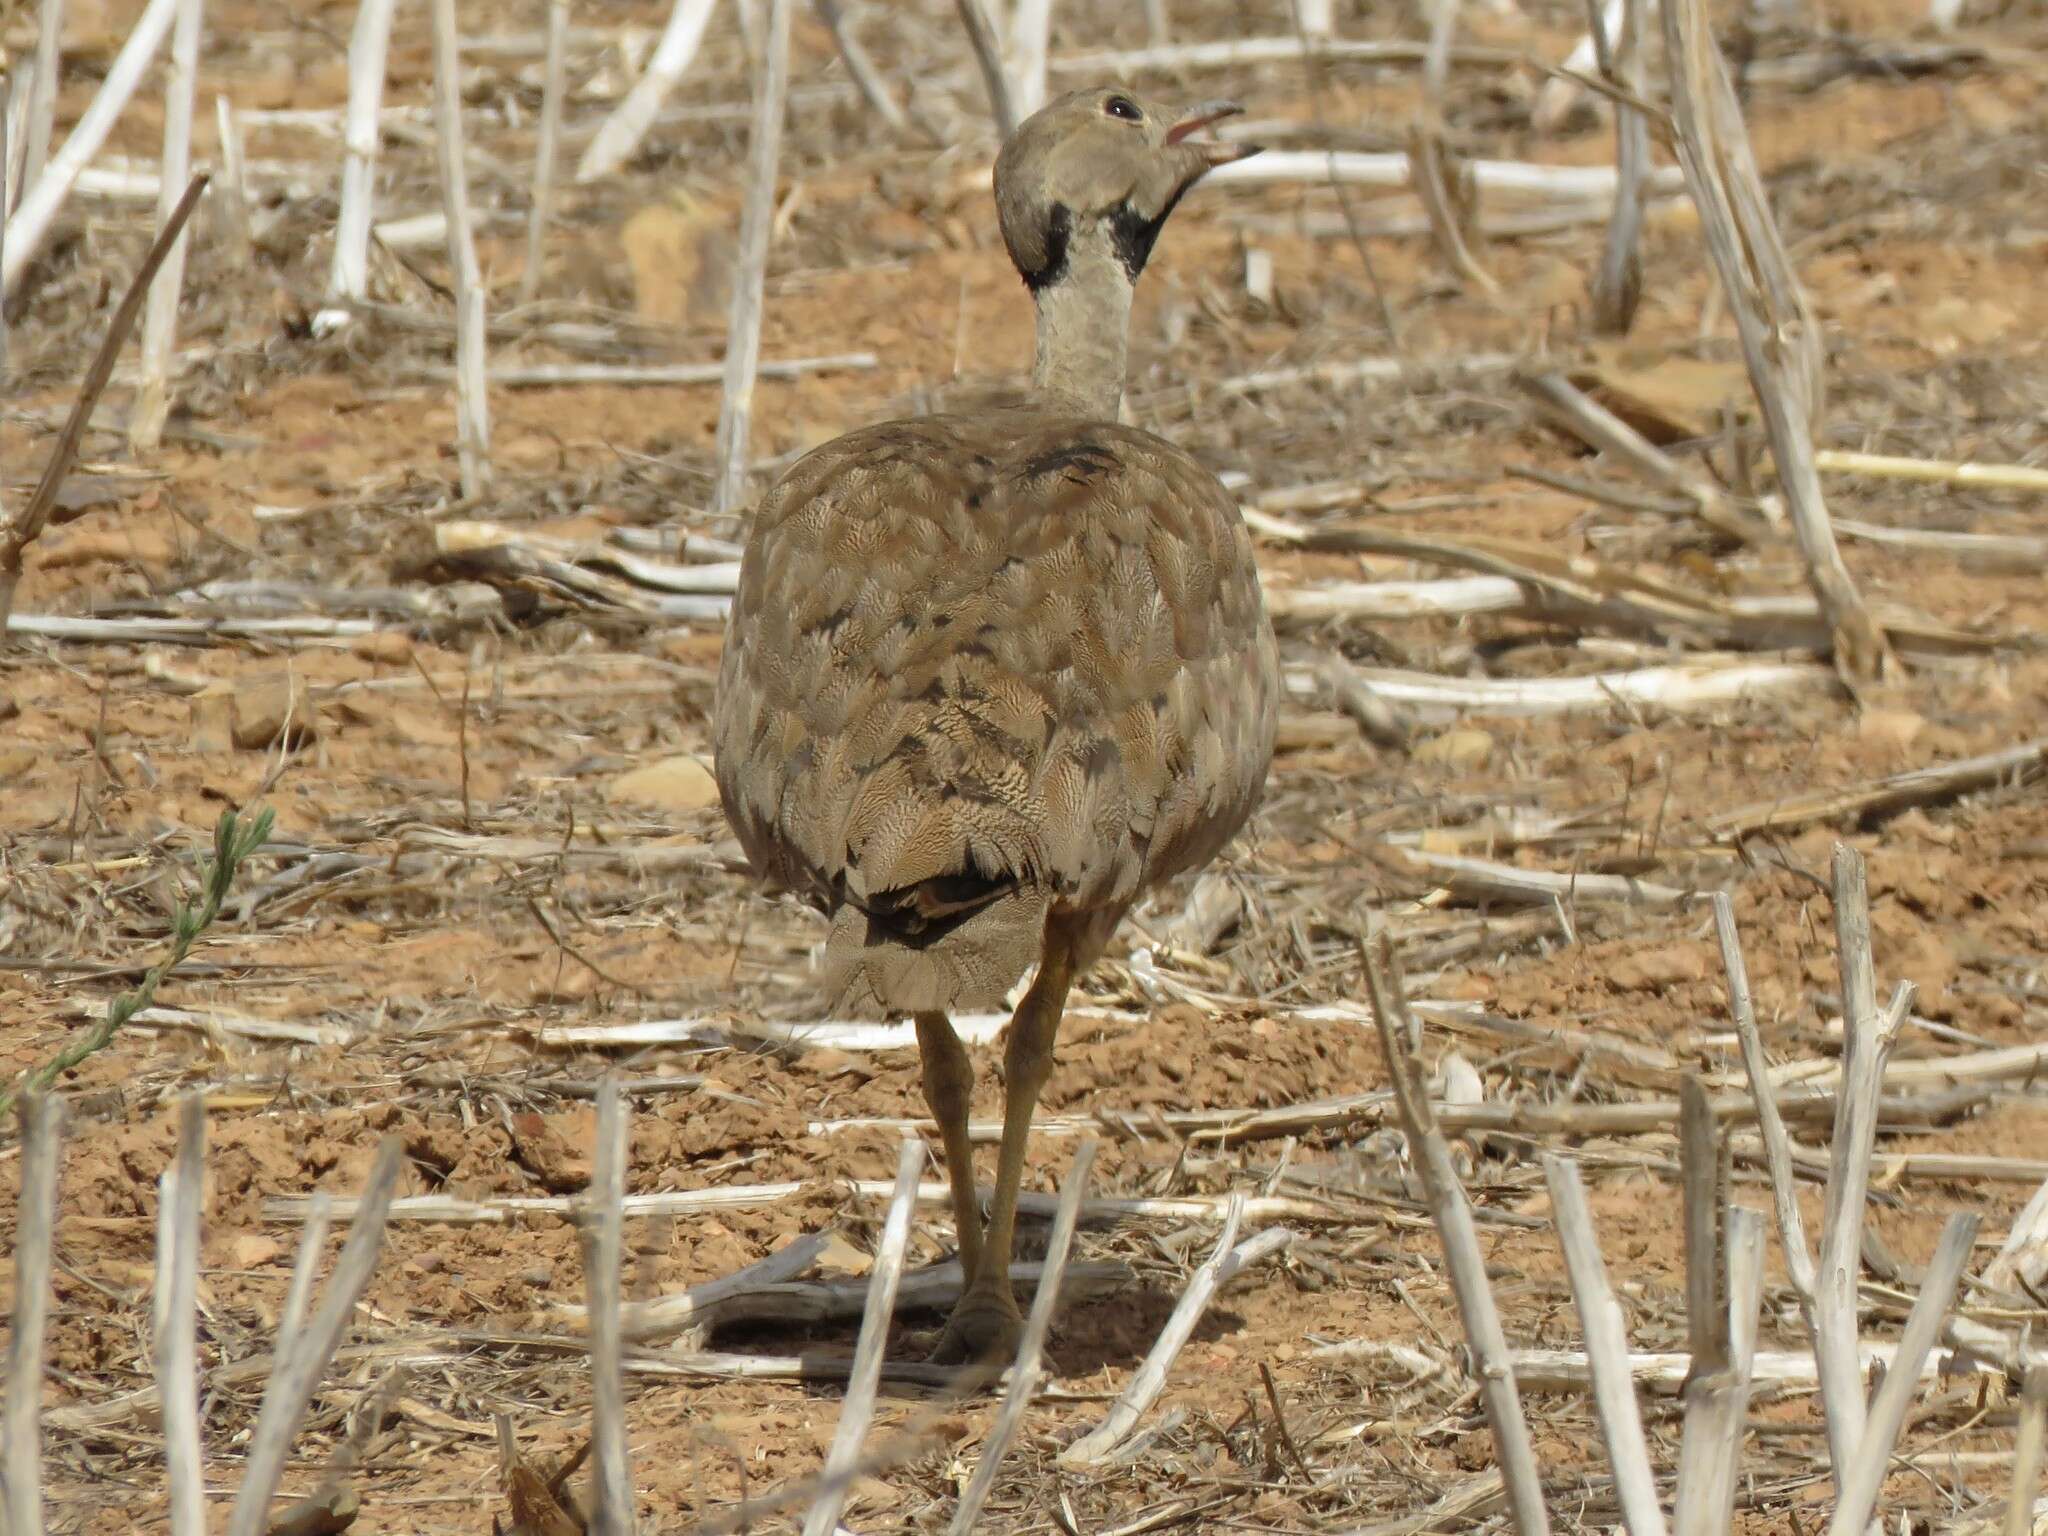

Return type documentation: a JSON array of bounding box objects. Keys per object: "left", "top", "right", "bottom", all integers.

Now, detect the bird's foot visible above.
[{"left": 926, "top": 1284, "right": 1024, "bottom": 1366}]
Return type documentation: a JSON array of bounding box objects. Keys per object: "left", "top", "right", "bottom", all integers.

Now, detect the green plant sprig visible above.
[{"left": 1, "top": 806, "right": 276, "bottom": 1118}]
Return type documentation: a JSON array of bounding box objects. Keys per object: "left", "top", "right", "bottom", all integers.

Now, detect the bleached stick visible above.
[
  {"left": 951, "top": 1140, "right": 1099, "bottom": 1534},
  {"left": 130, "top": 0, "right": 204, "bottom": 454},
  {"left": 1359, "top": 933, "right": 1552, "bottom": 1536},
  {"left": 212, "top": 96, "right": 252, "bottom": 265},
  {"left": 518, "top": 0, "right": 569, "bottom": 307},
  {"left": 21, "top": 0, "right": 66, "bottom": 195},
  {"left": 712, "top": 0, "right": 791, "bottom": 516},
  {"left": 320, "top": 0, "right": 398, "bottom": 319},
  {"left": 155, "top": 1097, "right": 207, "bottom": 1536},
  {"left": 814, "top": 0, "right": 908, "bottom": 131},
  {"left": 1060, "top": 1197, "right": 1294, "bottom": 1465},
  {"left": 3, "top": 1093, "right": 64, "bottom": 1536},
  {"left": 1542, "top": 1156, "right": 1668, "bottom": 1536},
  {"left": 583, "top": 1079, "right": 635, "bottom": 1536},
  {"left": 1295, "top": 0, "right": 1335, "bottom": 34},
  {"left": 1006, "top": 0, "right": 1053, "bottom": 119},
  {"left": 1054, "top": 35, "right": 1505, "bottom": 73},
  {"left": 1815, "top": 448, "right": 2048, "bottom": 493},
  {"left": 576, "top": 0, "right": 718, "bottom": 182},
  {"left": 1825, "top": 1212, "right": 1979, "bottom": 1536},
  {"left": 430, "top": 0, "right": 490, "bottom": 498},
  {"left": 1662, "top": 0, "right": 1889, "bottom": 684},
  {"left": 1810, "top": 844, "right": 1901, "bottom": 1480},
  {"left": 1142, "top": 0, "right": 1169, "bottom": 43},
  {"left": 1208, "top": 150, "right": 1684, "bottom": 202},
  {"left": 956, "top": 0, "right": 1019, "bottom": 135},
  {"left": 1282, "top": 655, "right": 1835, "bottom": 718},
  {"left": 224, "top": 1137, "right": 403, "bottom": 1536},
  {"left": 801, "top": 1137, "right": 925, "bottom": 1536},
  {"left": 2, "top": 0, "right": 180, "bottom": 298}
]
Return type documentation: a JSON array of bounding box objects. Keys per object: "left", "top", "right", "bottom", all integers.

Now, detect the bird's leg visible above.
[
  {"left": 929, "top": 932, "right": 1076, "bottom": 1365},
  {"left": 914, "top": 1009, "right": 984, "bottom": 1285}
]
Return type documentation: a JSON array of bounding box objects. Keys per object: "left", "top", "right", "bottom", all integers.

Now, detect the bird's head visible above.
[{"left": 993, "top": 88, "right": 1259, "bottom": 290}]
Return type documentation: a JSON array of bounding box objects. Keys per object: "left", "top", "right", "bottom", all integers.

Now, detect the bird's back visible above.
[{"left": 713, "top": 407, "right": 1277, "bottom": 1013}]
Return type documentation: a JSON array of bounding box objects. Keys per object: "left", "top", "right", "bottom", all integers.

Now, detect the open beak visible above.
[{"left": 1165, "top": 99, "right": 1261, "bottom": 166}]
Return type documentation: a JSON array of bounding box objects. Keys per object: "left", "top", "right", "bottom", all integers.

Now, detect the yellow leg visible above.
[
  {"left": 914, "top": 1009, "right": 983, "bottom": 1285},
  {"left": 930, "top": 934, "right": 1077, "bottom": 1364}
]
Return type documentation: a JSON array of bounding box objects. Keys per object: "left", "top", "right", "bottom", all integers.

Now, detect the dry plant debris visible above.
[{"left": 3, "top": 0, "right": 2048, "bottom": 1532}]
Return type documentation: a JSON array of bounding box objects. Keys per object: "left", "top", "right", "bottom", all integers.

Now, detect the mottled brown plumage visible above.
[{"left": 712, "top": 88, "right": 1278, "bottom": 1363}]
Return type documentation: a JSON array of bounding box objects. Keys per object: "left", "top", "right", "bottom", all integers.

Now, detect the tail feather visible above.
[{"left": 824, "top": 881, "right": 1050, "bottom": 1014}]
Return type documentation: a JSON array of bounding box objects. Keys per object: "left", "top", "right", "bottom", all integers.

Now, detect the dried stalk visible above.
[
  {"left": 1672, "top": 1207, "right": 1764, "bottom": 1536},
  {"left": 1825, "top": 1212, "right": 1980, "bottom": 1536},
  {"left": 2, "top": 0, "right": 181, "bottom": 297},
  {"left": 430, "top": 0, "right": 490, "bottom": 498},
  {"left": 583, "top": 1079, "right": 635, "bottom": 1536},
  {"left": 1515, "top": 370, "right": 1767, "bottom": 546},
  {"left": 2, "top": 162, "right": 203, "bottom": 626},
  {"left": 224, "top": 1137, "right": 404, "bottom": 1536},
  {"left": 2007, "top": 1370, "right": 2048, "bottom": 1536},
  {"left": 1677, "top": 1076, "right": 1720, "bottom": 1373},
  {"left": 613, "top": 1231, "right": 830, "bottom": 1340},
  {"left": 130, "top": 0, "right": 205, "bottom": 454},
  {"left": 1363, "top": 933, "right": 1551, "bottom": 1536},
  {"left": 21, "top": 0, "right": 65, "bottom": 196},
  {"left": 1817, "top": 447, "right": 2048, "bottom": 492},
  {"left": 1059, "top": 1197, "right": 1294, "bottom": 1465},
  {"left": 1283, "top": 655, "right": 1835, "bottom": 719},
  {"left": 518, "top": 0, "right": 569, "bottom": 308},
  {"left": 1588, "top": 0, "right": 1647, "bottom": 332},
  {"left": 1410, "top": 0, "right": 1496, "bottom": 295},
  {"left": 951, "top": 1139, "right": 1098, "bottom": 1535},
  {"left": 712, "top": 0, "right": 792, "bottom": 516},
  {"left": 576, "top": 0, "right": 719, "bottom": 182},
  {"left": 801, "top": 1137, "right": 925, "bottom": 1536},
  {"left": 1660, "top": 0, "right": 1889, "bottom": 684},
  {"left": 1542, "top": 1155, "right": 1668, "bottom": 1536},
  {"left": 1212, "top": 150, "right": 1682, "bottom": 202},
  {"left": 212, "top": 95, "right": 253, "bottom": 266},
  {"left": 3, "top": 1093, "right": 64, "bottom": 1536},
  {"left": 1706, "top": 738, "right": 2048, "bottom": 839},
  {"left": 1006, "top": 0, "right": 1053, "bottom": 120},
  {"left": 155, "top": 1096, "right": 207, "bottom": 1536},
  {"left": 1812, "top": 845, "right": 1906, "bottom": 1479},
  {"left": 321, "top": 0, "right": 400, "bottom": 318},
  {"left": 278, "top": 1192, "right": 333, "bottom": 1343},
  {"left": 814, "top": 0, "right": 908, "bottom": 131},
  {"left": 1713, "top": 894, "right": 1813, "bottom": 1297},
  {"left": 956, "top": 0, "right": 1019, "bottom": 135}
]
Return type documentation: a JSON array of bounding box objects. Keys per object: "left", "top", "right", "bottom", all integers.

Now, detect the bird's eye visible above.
[{"left": 1103, "top": 96, "right": 1142, "bottom": 122}]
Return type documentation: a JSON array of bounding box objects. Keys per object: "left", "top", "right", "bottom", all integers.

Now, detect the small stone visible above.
[
  {"left": 229, "top": 1233, "right": 282, "bottom": 1268},
  {"left": 1413, "top": 728, "right": 1494, "bottom": 770},
  {"left": 190, "top": 675, "right": 318, "bottom": 752},
  {"left": 350, "top": 631, "right": 412, "bottom": 665},
  {"left": 1856, "top": 707, "right": 1926, "bottom": 752},
  {"left": 608, "top": 754, "right": 719, "bottom": 813}
]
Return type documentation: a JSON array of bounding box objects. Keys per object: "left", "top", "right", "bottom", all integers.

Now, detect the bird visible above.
[{"left": 712, "top": 87, "right": 1279, "bottom": 1363}]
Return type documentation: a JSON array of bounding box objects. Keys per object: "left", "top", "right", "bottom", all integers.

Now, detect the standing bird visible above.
[{"left": 713, "top": 88, "right": 1278, "bottom": 1362}]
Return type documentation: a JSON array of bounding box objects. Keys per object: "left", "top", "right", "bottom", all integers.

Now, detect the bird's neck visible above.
[{"left": 1028, "top": 230, "right": 1137, "bottom": 419}]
